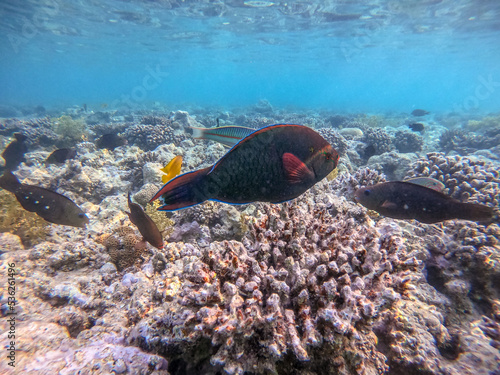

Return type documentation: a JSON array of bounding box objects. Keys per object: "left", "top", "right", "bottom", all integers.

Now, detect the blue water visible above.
[{"left": 1, "top": 0, "right": 499, "bottom": 113}]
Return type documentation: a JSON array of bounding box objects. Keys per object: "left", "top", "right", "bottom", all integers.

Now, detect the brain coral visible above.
[
  {"left": 128, "top": 194, "right": 422, "bottom": 375},
  {"left": 98, "top": 226, "right": 147, "bottom": 270}
]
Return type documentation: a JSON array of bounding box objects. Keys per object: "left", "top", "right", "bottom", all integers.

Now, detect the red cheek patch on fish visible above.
[{"left": 282, "top": 152, "right": 314, "bottom": 184}]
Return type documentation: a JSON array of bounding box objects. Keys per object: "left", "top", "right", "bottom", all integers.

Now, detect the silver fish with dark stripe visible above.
[{"left": 188, "top": 125, "right": 255, "bottom": 148}]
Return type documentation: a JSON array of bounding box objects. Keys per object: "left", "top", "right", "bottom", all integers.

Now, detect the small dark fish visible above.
[
  {"left": 355, "top": 181, "right": 494, "bottom": 223},
  {"left": 95, "top": 133, "right": 126, "bottom": 150},
  {"left": 151, "top": 124, "right": 339, "bottom": 211},
  {"left": 46, "top": 148, "right": 77, "bottom": 164},
  {"left": 0, "top": 171, "right": 89, "bottom": 227},
  {"left": 1, "top": 133, "right": 28, "bottom": 172},
  {"left": 127, "top": 193, "right": 163, "bottom": 249},
  {"left": 411, "top": 109, "right": 430, "bottom": 116},
  {"left": 408, "top": 122, "right": 425, "bottom": 132}
]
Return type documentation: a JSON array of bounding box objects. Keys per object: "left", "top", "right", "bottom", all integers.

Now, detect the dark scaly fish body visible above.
[
  {"left": 1, "top": 133, "right": 28, "bottom": 171},
  {"left": 127, "top": 193, "right": 163, "bottom": 249},
  {"left": 411, "top": 109, "right": 430, "bottom": 116},
  {"left": 151, "top": 124, "right": 339, "bottom": 211},
  {"left": 46, "top": 148, "right": 77, "bottom": 164},
  {"left": 0, "top": 171, "right": 89, "bottom": 227},
  {"left": 355, "top": 181, "right": 494, "bottom": 224}
]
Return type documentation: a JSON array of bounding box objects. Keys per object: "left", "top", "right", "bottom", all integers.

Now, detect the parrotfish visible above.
[
  {"left": 126, "top": 193, "right": 163, "bottom": 249},
  {"left": 46, "top": 148, "right": 77, "bottom": 164},
  {"left": 354, "top": 181, "right": 494, "bottom": 223},
  {"left": 1, "top": 133, "right": 28, "bottom": 172},
  {"left": 151, "top": 124, "right": 339, "bottom": 211},
  {"left": 160, "top": 155, "right": 182, "bottom": 184},
  {"left": 0, "top": 171, "right": 89, "bottom": 227},
  {"left": 188, "top": 125, "right": 255, "bottom": 148},
  {"left": 411, "top": 109, "right": 430, "bottom": 117}
]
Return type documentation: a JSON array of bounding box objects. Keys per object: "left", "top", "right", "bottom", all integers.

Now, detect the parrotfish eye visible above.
[{"left": 364, "top": 190, "right": 371, "bottom": 196}]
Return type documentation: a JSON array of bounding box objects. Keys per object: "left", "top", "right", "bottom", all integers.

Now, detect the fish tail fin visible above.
[
  {"left": 188, "top": 126, "right": 206, "bottom": 140},
  {"left": 454, "top": 202, "right": 494, "bottom": 222},
  {"left": 150, "top": 167, "right": 211, "bottom": 211},
  {"left": 0, "top": 171, "right": 20, "bottom": 192}
]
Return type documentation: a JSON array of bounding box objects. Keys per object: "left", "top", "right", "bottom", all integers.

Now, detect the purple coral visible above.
[
  {"left": 123, "top": 124, "right": 186, "bottom": 151},
  {"left": 128, "top": 196, "right": 421, "bottom": 374},
  {"left": 406, "top": 152, "right": 500, "bottom": 207}
]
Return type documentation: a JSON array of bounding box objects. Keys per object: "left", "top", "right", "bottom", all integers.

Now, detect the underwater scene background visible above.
[{"left": 0, "top": 1, "right": 500, "bottom": 374}]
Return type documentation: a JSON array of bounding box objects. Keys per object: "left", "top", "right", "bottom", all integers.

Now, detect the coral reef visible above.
[
  {"left": 0, "top": 117, "right": 59, "bottom": 147},
  {"left": 172, "top": 201, "right": 248, "bottom": 242},
  {"left": 123, "top": 124, "right": 186, "bottom": 151},
  {"left": 405, "top": 152, "right": 500, "bottom": 207},
  {"left": 359, "top": 127, "right": 394, "bottom": 159},
  {"left": 145, "top": 200, "right": 175, "bottom": 236},
  {"left": 393, "top": 130, "right": 423, "bottom": 153},
  {"left": 97, "top": 226, "right": 147, "bottom": 270},
  {"left": 316, "top": 128, "right": 349, "bottom": 156},
  {"left": 330, "top": 167, "right": 387, "bottom": 200},
  {"left": 52, "top": 115, "right": 88, "bottom": 146},
  {"left": 127, "top": 194, "right": 425, "bottom": 374},
  {"left": 367, "top": 152, "right": 419, "bottom": 181},
  {"left": 1, "top": 110, "right": 500, "bottom": 375},
  {"left": 140, "top": 115, "right": 172, "bottom": 126},
  {"left": 0, "top": 189, "right": 49, "bottom": 247}
]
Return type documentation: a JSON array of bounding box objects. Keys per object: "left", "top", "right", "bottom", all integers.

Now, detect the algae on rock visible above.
[{"left": 0, "top": 189, "right": 49, "bottom": 247}]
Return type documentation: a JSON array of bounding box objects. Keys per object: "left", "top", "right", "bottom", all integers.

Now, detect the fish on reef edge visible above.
[
  {"left": 96, "top": 133, "right": 127, "bottom": 150},
  {"left": 408, "top": 122, "right": 425, "bottom": 132},
  {"left": 151, "top": 124, "right": 339, "bottom": 211},
  {"left": 46, "top": 148, "right": 77, "bottom": 164},
  {"left": 1, "top": 133, "right": 28, "bottom": 172},
  {"left": 187, "top": 125, "right": 255, "bottom": 148},
  {"left": 354, "top": 181, "right": 494, "bottom": 223},
  {"left": 0, "top": 171, "right": 89, "bottom": 227},
  {"left": 126, "top": 193, "right": 164, "bottom": 249}
]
